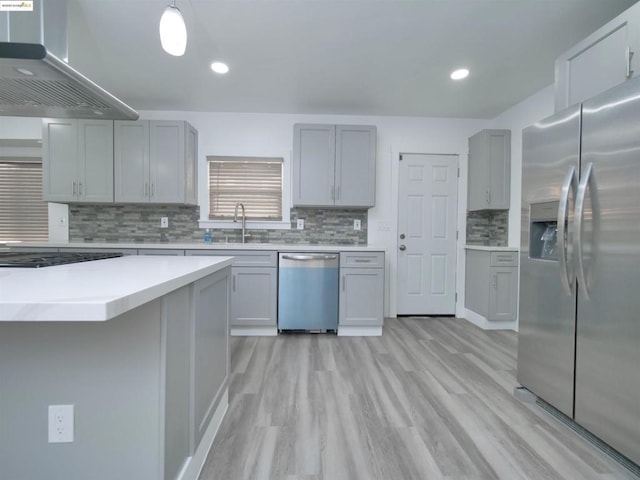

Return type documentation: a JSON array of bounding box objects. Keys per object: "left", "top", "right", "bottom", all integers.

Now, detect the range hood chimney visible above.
[{"left": 0, "top": 1, "right": 138, "bottom": 120}]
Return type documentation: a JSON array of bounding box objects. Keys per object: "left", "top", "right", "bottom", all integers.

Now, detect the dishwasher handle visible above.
[{"left": 281, "top": 254, "right": 338, "bottom": 261}]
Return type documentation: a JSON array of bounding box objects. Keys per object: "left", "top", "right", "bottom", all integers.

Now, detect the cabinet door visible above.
[
  {"left": 467, "top": 129, "right": 510, "bottom": 211},
  {"left": 486, "top": 130, "right": 510, "bottom": 209},
  {"left": 184, "top": 123, "right": 198, "bottom": 205},
  {"left": 335, "top": 125, "right": 376, "bottom": 207},
  {"left": 488, "top": 267, "right": 517, "bottom": 321},
  {"left": 339, "top": 268, "right": 384, "bottom": 326},
  {"left": 115, "top": 120, "right": 149, "bottom": 202},
  {"left": 78, "top": 120, "right": 114, "bottom": 203},
  {"left": 555, "top": 3, "right": 640, "bottom": 111},
  {"left": 42, "top": 119, "right": 78, "bottom": 202},
  {"left": 149, "top": 121, "right": 185, "bottom": 203},
  {"left": 230, "top": 267, "right": 277, "bottom": 327},
  {"left": 293, "top": 124, "right": 335, "bottom": 206},
  {"left": 467, "top": 130, "right": 487, "bottom": 211}
]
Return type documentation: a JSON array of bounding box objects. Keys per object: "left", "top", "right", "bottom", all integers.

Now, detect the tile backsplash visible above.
[
  {"left": 465, "top": 210, "right": 508, "bottom": 246},
  {"left": 69, "top": 205, "right": 368, "bottom": 244}
]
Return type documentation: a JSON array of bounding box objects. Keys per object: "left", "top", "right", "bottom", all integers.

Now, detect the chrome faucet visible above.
[{"left": 233, "top": 202, "right": 250, "bottom": 243}]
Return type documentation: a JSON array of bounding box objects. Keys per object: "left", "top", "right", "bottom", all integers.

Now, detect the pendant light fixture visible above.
[{"left": 159, "top": 0, "right": 187, "bottom": 56}]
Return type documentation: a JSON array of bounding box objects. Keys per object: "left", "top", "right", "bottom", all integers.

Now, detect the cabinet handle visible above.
[
  {"left": 72, "top": 181, "right": 76, "bottom": 195},
  {"left": 232, "top": 274, "right": 236, "bottom": 292},
  {"left": 342, "top": 275, "right": 345, "bottom": 292},
  {"left": 144, "top": 183, "right": 149, "bottom": 197},
  {"left": 151, "top": 183, "right": 154, "bottom": 197},
  {"left": 78, "top": 181, "right": 83, "bottom": 196},
  {"left": 627, "top": 46, "right": 635, "bottom": 79}
]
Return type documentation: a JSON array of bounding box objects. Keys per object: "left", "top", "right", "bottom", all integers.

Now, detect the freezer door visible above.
[
  {"left": 517, "top": 105, "right": 580, "bottom": 418},
  {"left": 576, "top": 79, "right": 640, "bottom": 465}
]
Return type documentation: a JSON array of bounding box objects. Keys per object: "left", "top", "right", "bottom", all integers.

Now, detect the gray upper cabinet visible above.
[
  {"left": 555, "top": 2, "right": 640, "bottom": 112},
  {"left": 114, "top": 120, "right": 197, "bottom": 204},
  {"left": 293, "top": 124, "right": 376, "bottom": 208},
  {"left": 42, "top": 119, "right": 114, "bottom": 203},
  {"left": 467, "top": 129, "right": 510, "bottom": 211}
]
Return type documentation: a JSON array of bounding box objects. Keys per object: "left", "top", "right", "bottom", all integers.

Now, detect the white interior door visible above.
[{"left": 397, "top": 153, "right": 458, "bottom": 315}]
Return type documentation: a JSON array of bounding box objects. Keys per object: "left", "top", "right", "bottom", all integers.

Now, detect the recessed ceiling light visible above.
[
  {"left": 16, "top": 67, "right": 34, "bottom": 76},
  {"left": 210, "top": 62, "right": 229, "bottom": 74},
  {"left": 450, "top": 68, "right": 469, "bottom": 80}
]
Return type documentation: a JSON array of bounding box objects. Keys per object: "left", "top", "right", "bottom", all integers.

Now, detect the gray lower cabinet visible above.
[
  {"left": 467, "top": 129, "right": 511, "bottom": 211},
  {"left": 339, "top": 252, "right": 384, "bottom": 327},
  {"left": 465, "top": 249, "right": 518, "bottom": 321},
  {"left": 186, "top": 250, "right": 277, "bottom": 330}
]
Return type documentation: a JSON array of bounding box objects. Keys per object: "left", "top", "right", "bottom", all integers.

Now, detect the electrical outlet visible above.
[
  {"left": 354, "top": 219, "right": 361, "bottom": 231},
  {"left": 160, "top": 217, "right": 169, "bottom": 228},
  {"left": 48, "top": 405, "right": 74, "bottom": 443},
  {"left": 297, "top": 219, "right": 304, "bottom": 230}
]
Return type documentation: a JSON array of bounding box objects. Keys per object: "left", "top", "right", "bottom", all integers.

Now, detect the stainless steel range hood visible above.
[{"left": 0, "top": 2, "right": 139, "bottom": 120}]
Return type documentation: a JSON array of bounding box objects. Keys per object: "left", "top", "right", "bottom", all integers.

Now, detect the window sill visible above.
[{"left": 198, "top": 220, "right": 292, "bottom": 231}]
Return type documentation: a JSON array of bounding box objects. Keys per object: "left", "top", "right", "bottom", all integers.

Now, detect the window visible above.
[
  {"left": 208, "top": 156, "right": 283, "bottom": 221},
  {"left": 0, "top": 158, "right": 48, "bottom": 241}
]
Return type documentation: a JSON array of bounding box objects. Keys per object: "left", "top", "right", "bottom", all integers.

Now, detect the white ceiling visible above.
[{"left": 67, "top": 0, "right": 637, "bottom": 119}]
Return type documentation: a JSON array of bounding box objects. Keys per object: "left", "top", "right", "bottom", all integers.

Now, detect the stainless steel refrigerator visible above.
[{"left": 518, "top": 78, "right": 640, "bottom": 465}]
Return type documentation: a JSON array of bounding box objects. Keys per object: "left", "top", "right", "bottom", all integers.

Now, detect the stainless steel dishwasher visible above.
[{"left": 278, "top": 252, "right": 339, "bottom": 332}]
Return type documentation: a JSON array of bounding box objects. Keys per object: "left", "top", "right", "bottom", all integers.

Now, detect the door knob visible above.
[
  {"left": 399, "top": 245, "right": 406, "bottom": 251},
  {"left": 400, "top": 233, "right": 406, "bottom": 239}
]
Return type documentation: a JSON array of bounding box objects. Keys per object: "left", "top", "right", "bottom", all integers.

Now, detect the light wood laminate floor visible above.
[{"left": 199, "top": 317, "right": 636, "bottom": 480}]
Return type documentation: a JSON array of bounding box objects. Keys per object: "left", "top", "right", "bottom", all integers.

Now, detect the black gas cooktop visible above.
[{"left": 0, "top": 251, "right": 124, "bottom": 268}]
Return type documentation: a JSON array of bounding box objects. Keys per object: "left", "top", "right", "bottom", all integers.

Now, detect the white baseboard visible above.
[
  {"left": 231, "top": 327, "right": 278, "bottom": 336},
  {"left": 338, "top": 325, "right": 383, "bottom": 336},
  {"left": 178, "top": 388, "right": 229, "bottom": 480},
  {"left": 461, "top": 309, "right": 517, "bottom": 331}
]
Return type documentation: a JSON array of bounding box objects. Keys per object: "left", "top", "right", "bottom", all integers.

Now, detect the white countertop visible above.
[
  {"left": 0, "top": 255, "right": 233, "bottom": 322},
  {"left": 10, "top": 242, "right": 385, "bottom": 252},
  {"left": 464, "top": 245, "right": 519, "bottom": 252}
]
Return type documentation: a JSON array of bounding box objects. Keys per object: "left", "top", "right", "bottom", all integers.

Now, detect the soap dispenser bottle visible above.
[{"left": 204, "top": 228, "right": 211, "bottom": 243}]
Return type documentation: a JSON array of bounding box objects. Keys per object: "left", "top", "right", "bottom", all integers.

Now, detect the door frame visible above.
[{"left": 389, "top": 151, "right": 462, "bottom": 318}]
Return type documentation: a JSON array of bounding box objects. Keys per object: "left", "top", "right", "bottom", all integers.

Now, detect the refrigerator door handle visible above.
[
  {"left": 575, "top": 162, "right": 598, "bottom": 300},
  {"left": 558, "top": 165, "right": 576, "bottom": 296}
]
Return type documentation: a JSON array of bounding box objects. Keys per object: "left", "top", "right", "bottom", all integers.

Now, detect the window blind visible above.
[
  {"left": 208, "top": 156, "right": 283, "bottom": 221},
  {"left": 0, "top": 158, "right": 48, "bottom": 242}
]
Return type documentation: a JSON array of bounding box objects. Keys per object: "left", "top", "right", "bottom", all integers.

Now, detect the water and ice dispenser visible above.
[{"left": 529, "top": 201, "right": 560, "bottom": 261}]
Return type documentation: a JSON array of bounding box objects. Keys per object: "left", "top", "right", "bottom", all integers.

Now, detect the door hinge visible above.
[
  {"left": 457, "top": 167, "right": 460, "bottom": 178},
  {"left": 399, "top": 154, "right": 403, "bottom": 161},
  {"left": 455, "top": 292, "right": 458, "bottom": 302},
  {"left": 456, "top": 230, "right": 459, "bottom": 240}
]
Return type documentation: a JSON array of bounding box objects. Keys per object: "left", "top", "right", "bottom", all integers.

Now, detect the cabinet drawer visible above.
[
  {"left": 490, "top": 251, "right": 517, "bottom": 266},
  {"left": 186, "top": 249, "right": 277, "bottom": 267},
  {"left": 137, "top": 249, "right": 185, "bottom": 256},
  {"left": 340, "top": 251, "right": 384, "bottom": 268}
]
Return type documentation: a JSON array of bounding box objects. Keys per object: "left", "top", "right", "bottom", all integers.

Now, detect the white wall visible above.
[
  {"left": 139, "top": 110, "right": 488, "bottom": 317},
  {"left": 0, "top": 117, "right": 41, "bottom": 139}
]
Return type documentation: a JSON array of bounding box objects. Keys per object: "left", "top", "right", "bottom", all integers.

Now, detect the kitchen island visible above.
[{"left": 0, "top": 255, "right": 233, "bottom": 480}]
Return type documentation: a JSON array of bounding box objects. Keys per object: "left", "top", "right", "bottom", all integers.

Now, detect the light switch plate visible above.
[
  {"left": 354, "top": 219, "right": 361, "bottom": 231},
  {"left": 297, "top": 219, "right": 304, "bottom": 230},
  {"left": 160, "top": 217, "right": 169, "bottom": 228}
]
